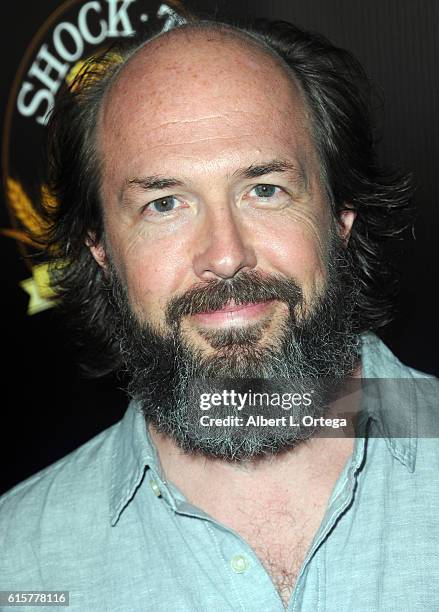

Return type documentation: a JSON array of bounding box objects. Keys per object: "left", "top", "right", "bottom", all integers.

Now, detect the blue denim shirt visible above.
[{"left": 1, "top": 333, "right": 438, "bottom": 611}]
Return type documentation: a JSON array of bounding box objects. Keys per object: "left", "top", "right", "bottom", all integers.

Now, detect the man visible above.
[{"left": 1, "top": 16, "right": 438, "bottom": 612}]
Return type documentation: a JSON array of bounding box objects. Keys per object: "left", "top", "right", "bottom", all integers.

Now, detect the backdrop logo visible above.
[{"left": 2, "top": 0, "right": 185, "bottom": 314}]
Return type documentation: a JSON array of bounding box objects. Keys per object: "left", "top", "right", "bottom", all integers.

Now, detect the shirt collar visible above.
[
  {"left": 109, "top": 399, "right": 160, "bottom": 526},
  {"left": 360, "top": 332, "right": 418, "bottom": 472},
  {"left": 109, "top": 332, "right": 423, "bottom": 524}
]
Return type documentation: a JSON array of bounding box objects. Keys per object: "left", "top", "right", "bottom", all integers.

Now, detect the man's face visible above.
[
  {"left": 93, "top": 31, "right": 354, "bottom": 352},
  {"left": 90, "top": 30, "right": 358, "bottom": 459}
]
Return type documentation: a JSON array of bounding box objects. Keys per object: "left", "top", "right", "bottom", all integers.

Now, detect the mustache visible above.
[{"left": 165, "top": 270, "right": 303, "bottom": 325}]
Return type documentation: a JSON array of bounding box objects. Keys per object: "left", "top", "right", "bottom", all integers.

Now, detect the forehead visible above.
[{"left": 97, "top": 28, "right": 316, "bottom": 180}]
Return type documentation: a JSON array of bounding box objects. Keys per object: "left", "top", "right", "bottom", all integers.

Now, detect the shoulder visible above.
[
  {"left": 361, "top": 333, "right": 439, "bottom": 467},
  {"left": 0, "top": 418, "right": 121, "bottom": 515},
  {"left": 361, "top": 332, "right": 436, "bottom": 380},
  {"left": 0, "top": 418, "right": 122, "bottom": 585},
  {"left": 1, "top": 418, "right": 120, "bottom": 508}
]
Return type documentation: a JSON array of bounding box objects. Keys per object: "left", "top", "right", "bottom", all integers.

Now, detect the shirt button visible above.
[
  {"left": 231, "top": 554, "right": 250, "bottom": 573},
  {"left": 149, "top": 478, "right": 161, "bottom": 497}
]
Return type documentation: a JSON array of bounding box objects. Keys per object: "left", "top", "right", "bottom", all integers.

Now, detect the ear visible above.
[
  {"left": 337, "top": 207, "right": 357, "bottom": 246},
  {"left": 87, "top": 233, "right": 107, "bottom": 270}
]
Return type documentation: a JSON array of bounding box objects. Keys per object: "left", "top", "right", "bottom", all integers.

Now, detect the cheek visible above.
[
  {"left": 107, "top": 226, "right": 192, "bottom": 317},
  {"left": 256, "top": 213, "right": 330, "bottom": 295}
]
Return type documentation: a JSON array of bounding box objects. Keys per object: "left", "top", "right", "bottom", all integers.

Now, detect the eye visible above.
[
  {"left": 251, "top": 184, "right": 279, "bottom": 199},
  {"left": 244, "top": 183, "right": 291, "bottom": 210},
  {"left": 144, "top": 195, "right": 180, "bottom": 214}
]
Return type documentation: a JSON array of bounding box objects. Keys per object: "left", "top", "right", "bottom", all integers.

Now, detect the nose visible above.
[{"left": 192, "top": 204, "right": 257, "bottom": 281}]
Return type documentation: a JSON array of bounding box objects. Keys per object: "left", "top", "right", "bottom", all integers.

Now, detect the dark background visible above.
[{"left": 1, "top": 0, "right": 438, "bottom": 494}]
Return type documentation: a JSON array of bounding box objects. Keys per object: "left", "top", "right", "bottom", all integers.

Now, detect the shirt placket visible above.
[{"left": 289, "top": 435, "right": 368, "bottom": 612}]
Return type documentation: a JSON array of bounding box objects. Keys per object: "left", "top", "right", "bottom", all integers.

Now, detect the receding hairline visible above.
[
  {"left": 120, "top": 20, "right": 295, "bottom": 81},
  {"left": 99, "top": 20, "right": 307, "bottom": 121}
]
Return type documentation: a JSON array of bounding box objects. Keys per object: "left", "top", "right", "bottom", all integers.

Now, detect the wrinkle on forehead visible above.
[
  {"left": 149, "top": 113, "right": 245, "bottom": 129},
  {"left": 96, "top": 25, "right": 323, "bottom": 202}
]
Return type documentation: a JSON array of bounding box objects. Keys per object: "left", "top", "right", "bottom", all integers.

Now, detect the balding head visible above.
[{"left": 101, "top": 21, "right": 302, "bottom": 116}]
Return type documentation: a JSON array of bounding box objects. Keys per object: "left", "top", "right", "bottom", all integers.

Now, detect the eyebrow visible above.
[
  {"left": 120, "top": 158, "right": 308, "bottom": 203},
  {"left": 233, "top": 159, "right": 307, "bottom": 186},
  {"left": 123, "top": 175, "right": 184, "bottom": 192},
  {"left": 118, "top": 176, "right": 185, "bottom": 207}
]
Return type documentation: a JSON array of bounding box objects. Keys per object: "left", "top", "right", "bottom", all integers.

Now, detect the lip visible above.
[{"left": 191, "top": 299, "right": 276, "bottom": 327}]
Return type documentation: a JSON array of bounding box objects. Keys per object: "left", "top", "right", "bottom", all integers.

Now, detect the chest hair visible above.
[{"left": 231, "top": 498, "right": 324, "bottom": 608}]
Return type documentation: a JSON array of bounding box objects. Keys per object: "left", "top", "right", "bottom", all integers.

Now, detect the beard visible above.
[{"left": 106, "top": 231, "right": 361, "bottom": 461}]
